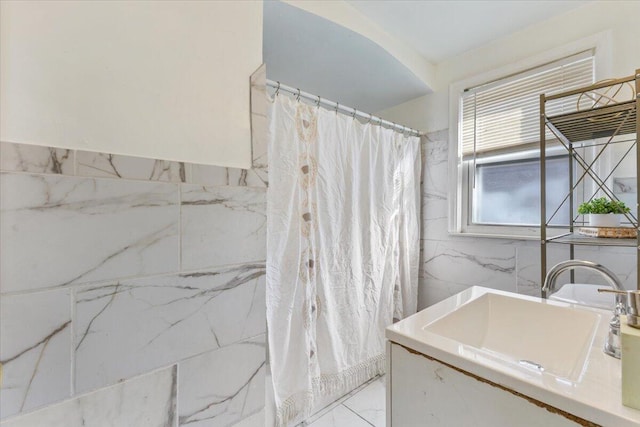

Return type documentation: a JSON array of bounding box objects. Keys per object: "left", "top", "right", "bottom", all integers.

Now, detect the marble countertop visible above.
[{"left": 386, "top": 286, "right": 640, "bottom": 427}]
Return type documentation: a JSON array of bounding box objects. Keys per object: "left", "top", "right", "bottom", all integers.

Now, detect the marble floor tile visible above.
[
  {"left": 308, "top": 405, "right": 372, "bottom": 427},
  {"left": 74, "top": 263, "right": 265, "bottom": 393},
  {"left": 0, "top": 290, "right": 71, "bottom": 419},
  {"left": 0, "top": 365, "right": 177, "bottom": 427},
  {"left": 297, "top": 375, "right": 384, "bottom": 427},
  {"left": 343, "top": 376, "right": 386, "bottom": 427},
  {"left": 232, "top": 410, "right": 265, "bottom": 427},
  {"left": 178, "top": 335, "right": 266, "bottom": 426},
  {"left": 181, "top": 184, "right": 266, "bottom": 270},
  {"left": 0, "top": 172, "right": 179, "bottom": 293}
]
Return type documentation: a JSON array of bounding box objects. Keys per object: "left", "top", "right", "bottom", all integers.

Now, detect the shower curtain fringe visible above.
[
  {"left": 276, "top": 354, "right": 386, "bottom": 427},
  {"left": 276, "top": 391, "right": 315, "bottom": 427},
  {"left": 313, "top": 353, "right": 385, "bottom": 396}
]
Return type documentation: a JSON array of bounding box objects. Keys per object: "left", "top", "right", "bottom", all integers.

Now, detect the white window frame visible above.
[{"left": 448, "top": 31, "right": 612, "bottom": 239}]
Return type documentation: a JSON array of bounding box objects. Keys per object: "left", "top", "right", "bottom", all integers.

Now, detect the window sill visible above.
[{"left": 448, "top": 230, "right": 540, "bottom": 241}]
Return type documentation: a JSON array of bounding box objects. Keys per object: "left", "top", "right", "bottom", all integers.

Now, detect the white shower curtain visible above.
[{"left": 267, "top": 95, "right": 421, "bottom": 426}]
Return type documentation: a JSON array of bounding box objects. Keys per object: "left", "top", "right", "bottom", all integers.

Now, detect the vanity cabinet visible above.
[
  {"left": 539, "top": 69, "right": 640, "bottom": 290},
  {"left": 386, "top": 342, "right": 585, "bottom": 426}
]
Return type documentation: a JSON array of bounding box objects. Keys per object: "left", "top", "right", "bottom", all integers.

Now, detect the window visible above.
[
  {"left": 453, "top": 51, "right": 596, "bottom": 237},
  {"left": 471, "top": 153, "right": 570, "bottom": 226}
]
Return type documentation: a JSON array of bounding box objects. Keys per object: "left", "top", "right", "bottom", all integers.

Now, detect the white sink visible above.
[
  {"left": 386, "top": 287, "right": 640, "bottom": 427},
  {"left": 423, "top": 292, "right": 600, "bottom": 381}
]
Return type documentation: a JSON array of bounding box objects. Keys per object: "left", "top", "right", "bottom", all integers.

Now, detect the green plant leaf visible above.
[{"left": 577, "top": 197, "right": 631, "bottom": 214}]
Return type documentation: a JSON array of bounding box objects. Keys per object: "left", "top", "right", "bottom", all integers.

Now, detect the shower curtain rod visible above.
[{"left": 266, "top": 79, "right": 423, "bottom": 137}]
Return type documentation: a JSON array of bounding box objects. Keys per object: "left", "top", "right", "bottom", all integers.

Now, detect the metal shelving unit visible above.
[{"left": 540, "top": 69, "right": 640, "bottom": 290}]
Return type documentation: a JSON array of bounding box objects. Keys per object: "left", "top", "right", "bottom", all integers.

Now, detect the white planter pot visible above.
[{"left": 589, "top": 214, "right": 620, "bottom": 227}]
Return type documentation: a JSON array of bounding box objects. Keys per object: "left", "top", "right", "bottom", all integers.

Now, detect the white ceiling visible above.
[
  {"left": 346, "top": 1, "right": 591, "bottom": 63},
  {"left": 263, "top": 1, "right": 429, "bottom": 113},
  {"left": 263, "top": 0, "right": 592, "bottom": 113}
]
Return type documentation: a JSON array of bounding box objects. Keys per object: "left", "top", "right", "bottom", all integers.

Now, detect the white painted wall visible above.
[
  {"left": 0, "top": 1, "right": 262, "bottom": 168},
  {"left": 378, "top": 1, "right": 640, "bottom": 133}
]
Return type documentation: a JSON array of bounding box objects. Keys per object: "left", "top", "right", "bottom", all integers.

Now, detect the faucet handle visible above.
[
  {"left": 598, "top": 288, "right": 628, "bottom": 311},
  {"left": 597, "top": 288, "right": 627, "bottom": 295}
]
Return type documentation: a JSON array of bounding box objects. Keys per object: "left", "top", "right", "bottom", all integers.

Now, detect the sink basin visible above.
[
  {"left": 423, "top": 292, "right": 600, "bottom": 381},
  {"left": 387, "top": 287, "right": 639, "bottom": 427}
]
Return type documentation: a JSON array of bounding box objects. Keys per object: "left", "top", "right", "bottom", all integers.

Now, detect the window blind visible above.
[{"left": 461, "top": 51, "right": 595, "bottom": 156}]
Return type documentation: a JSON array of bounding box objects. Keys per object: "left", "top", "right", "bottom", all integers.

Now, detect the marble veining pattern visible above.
[
  {"left": 74, "top": 264, "right": 266, "bottom": 393},
  {"left": 0, "top": 140, "right": 269, "bottom": 188},
  {"left": 178, "top": 335, "right": 266, "bottom": 426},
  {"left": 422, "top": 239, "right": 517, "bottom": 291},
  {"left": 76, "top": 150, "right": 188, "bottom": 183},
  {"left": 190, "top": 164, "right": 267, "bottom": 188},
  {"left": 1, "top": 129, "right": 266, "bottom": 425},
  {"left": 0, "top": 290, "right": 71, "bottom": 419},
  {"left": 421, "top": 134, "right": 448, "bottom": 243},
  {"left": 0, "top": 142, "right": 74, "bottom": 175},
  {"left": 421, "top": 133, "right": 447, "bottom": 199},
  {"left": 0, "top": 172, "right": 180, "bottom": 293},
  {"left": 342, "top": 376, "right": 385, "bottom": 427},
  {"left": 0, "top": 365, "right": 177, "bottom": 427},
  {"left": 181, "top": 185, "right": 267, "bottom": 270}
]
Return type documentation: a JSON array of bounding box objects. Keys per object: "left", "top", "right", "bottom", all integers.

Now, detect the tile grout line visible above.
[
  {"left": 341, "top": 403, "right": 376, "bottom": 427},
  {"left": 301, "top": 375, "right": 383, "bottom": 426},
  {"left": 69, "top": 288, "right": 76, "bottom": 397},
  {"left": 0, "top": 259, "right": 267, "bottom": 298}
]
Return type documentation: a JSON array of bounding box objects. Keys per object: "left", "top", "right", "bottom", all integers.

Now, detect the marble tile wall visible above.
[
  {"left": 0, "top": 64, "right": 268, "bottom": 426},
  {"left": 0, "top": 366, "right": 178, "bottom": 427},
  {"left": 0, "top": 290, "right": 72, "bottom": 416},
  {"left": 419, "top": 129, "right": 637, "bottom": 309},
  {"left": 74, "top": 264, "right": 265, "bottom": 393},
  {"left": 178, "top": 335, "right": 266, "bottom": 426}
]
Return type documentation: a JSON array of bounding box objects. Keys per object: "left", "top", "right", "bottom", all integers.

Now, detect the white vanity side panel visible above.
[
  {"left": 386, "top": 341, "right": 392, "bottom": 427},
  {"left": 389, "top": 343, "right": 582, "bottom": 427}
]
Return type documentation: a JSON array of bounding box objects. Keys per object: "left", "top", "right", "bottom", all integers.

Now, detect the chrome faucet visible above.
[{"left": 542, "top": 260, "right": 626, "bottom": 359}]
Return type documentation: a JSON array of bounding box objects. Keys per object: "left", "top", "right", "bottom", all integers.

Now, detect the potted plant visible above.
[{"left": 577, "top": 197, "right": 631, "bottom": 227}]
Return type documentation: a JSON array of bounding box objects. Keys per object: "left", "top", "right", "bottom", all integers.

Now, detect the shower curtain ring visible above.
[
  {"left": 295, "top": 88, "right": 301, "bottom": 101},
  {"left": 316, "top": 95, "right": 321, "bottom": 108},
  {"left": 352, "top": 107, "right": 357, "bottom": 120},
  {"left": 367, "top": 113, "right": 373, "bottom": 124},
  {"left": 275, "top": 82, "right": 281, "bottom": 96},
  {"left": 335, "top": 102, "right": 339, "bottom": 114}
]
